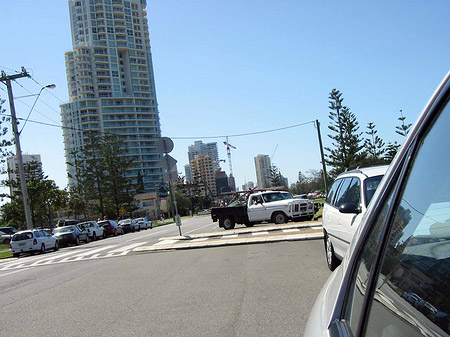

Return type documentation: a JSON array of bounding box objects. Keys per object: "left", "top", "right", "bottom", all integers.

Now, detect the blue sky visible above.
[{"left": 1, "top": 0, "right": 449, "bottom": 192}]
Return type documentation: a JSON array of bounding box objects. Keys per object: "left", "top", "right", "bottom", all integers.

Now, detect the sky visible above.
[{"left": 0, "top": 0, "right": 449, "bottom": 194}]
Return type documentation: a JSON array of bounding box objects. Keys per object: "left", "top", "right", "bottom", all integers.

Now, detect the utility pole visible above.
[
  {"left": 315, "top": 119, "right": 328, "bottom": 193},
  {"left": 0, "top": 67, "right": 34, "bottom": 229}
]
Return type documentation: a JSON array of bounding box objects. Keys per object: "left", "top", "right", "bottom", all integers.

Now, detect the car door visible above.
[
  {"left": 334, "top": 76, "right": 450, "bottom": 337},
  {"left": 247, "top": 195, "right": 266, "bottom": 221},
  {"left": 335, "top": 177, "right": 362, "bottom": 255},
  {"left": 324, "top": 177, "right": 355, "bottom": 259}
]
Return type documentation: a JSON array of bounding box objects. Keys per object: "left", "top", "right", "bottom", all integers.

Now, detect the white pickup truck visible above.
[{"left": 211, "top": 190, "right": 315, "bottom": 230}]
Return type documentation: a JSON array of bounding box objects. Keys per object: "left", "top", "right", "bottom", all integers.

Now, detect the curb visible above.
[{"left": 134, "top": 227, "right": 324, "bottom": 252}]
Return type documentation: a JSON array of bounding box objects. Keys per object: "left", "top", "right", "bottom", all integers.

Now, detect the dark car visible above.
[
  {"left": 0, "top": 226, "right": 18, "bottom": 244},
  {"left": 305, "top": 71, "right": 450, "bottom": 336},
  {"left": 56, "top": 219, "right": 80, "bottom": 227},
  {"left": 52, "top": 225, "right": 89, "bottom": 246},
  {"left": 97, "top": 220, "right": 124, "bottom": 236}
]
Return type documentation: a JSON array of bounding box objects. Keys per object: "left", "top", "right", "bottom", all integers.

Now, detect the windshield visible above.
[
  {"left": 262, "top": 192, "right": 293, "bottom": 203},
  {"left": 119, "top": 220, "right": 130, "bottom": 224},
  {"left": 98, "top": 221, "right": 109, "bottom": 226}
]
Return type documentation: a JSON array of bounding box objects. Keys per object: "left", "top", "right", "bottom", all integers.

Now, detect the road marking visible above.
[
  {"left": 221, "top": 235, "right": 238, "bottom": 239},
  {"left": 282, "top": 229, "right": 300, "bottom": 233},
  {"left": 191, "top": 238, "right": 208, "bottom": 242},
  {"left": 0, "top": 268, "right": 33, "bottom": 277},
  {"left": 72, "top": 245, "right": 117, "bottom": 257},
  {"left": 108, "top": 242, "right": 147, "bottom": 253},
  {"left": 155, "top": 239, "right": 178, "bottom": 245},
  {"left": 252, "top": 231, "right": 268, "bottom": 236},
  {"left": 184, "top": 222, "right": 217, "bottom": 235},
  {"left": 127, "top": 229, "right": 169, "bottom": 241}
]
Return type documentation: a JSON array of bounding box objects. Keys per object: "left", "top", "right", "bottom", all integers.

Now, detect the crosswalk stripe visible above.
[
  {"left": 108, "top": 242, "right": 147, "bottom": 253},
  {"left": 72, "top": 245, "right": 117, "bottom": 257}
]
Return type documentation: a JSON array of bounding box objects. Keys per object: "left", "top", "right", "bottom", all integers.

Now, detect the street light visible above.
[
  {"left": 7, "top": 82, "right": 55, "bottom": 229},
  {"left": 19, "top": 83, "right": 56, "bottom": 134}
]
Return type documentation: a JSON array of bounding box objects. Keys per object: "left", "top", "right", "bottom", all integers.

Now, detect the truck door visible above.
[{"left": 247, "top": 195, "right": 266, "bottom": 221}]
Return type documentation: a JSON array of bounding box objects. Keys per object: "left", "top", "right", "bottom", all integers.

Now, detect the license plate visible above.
[{"left": 19, "top": 243, "right": 25, "bottom": 246}]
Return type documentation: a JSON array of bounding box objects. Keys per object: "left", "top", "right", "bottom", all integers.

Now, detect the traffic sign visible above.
[
  {"left": 160, "top": 154, "right": 177, "bottom": 171},
  {"left": 157, "top": 137, "right": 174, "bottom": 154}
]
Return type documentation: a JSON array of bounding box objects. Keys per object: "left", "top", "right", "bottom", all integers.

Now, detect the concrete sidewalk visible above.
[{"left": 134, "top": 221, "right": 324, "bottom": 252}]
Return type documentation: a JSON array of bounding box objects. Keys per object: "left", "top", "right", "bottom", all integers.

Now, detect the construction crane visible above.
[
  {"left": 270, "top": 144, "right": 278, "bottom": 162},
  {"left": 223, "top": 137, "right": 236, "bottom": 177}
]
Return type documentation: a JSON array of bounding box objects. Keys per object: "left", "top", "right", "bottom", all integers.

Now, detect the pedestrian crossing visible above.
[{"left": 0, "top": 242, "right": 149, "bottom": 272}]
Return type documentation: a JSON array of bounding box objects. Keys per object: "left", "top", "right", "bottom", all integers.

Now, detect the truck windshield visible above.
[{"left": 262, "top": 192, "right": 293, "bottom": 203}]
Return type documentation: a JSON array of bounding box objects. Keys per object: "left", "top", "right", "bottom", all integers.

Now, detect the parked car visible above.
[
  {"left": 56, "top": 219, "right": 80, "bottom": 227},
  {"left": 9, "top": 229, "right": 59, "bottom": 257},
  {"left": 79, "top": 221, "right": 106, "bottom": 240},
  {"left": 304, "top": 72, "right": 450, "bottom": 336},
  {"left": 118, "top": 219, "right": 139, "bottom": 233},
  {"left": 322, "top": 163, "right": 389, "bottom": 270},
  {"left": 97, "top": 220, "right": 124, "bottom": 236},
  {"left": 0, "top": 226, "right": 18, "bottom": 244},
  {"left": 52, "top": 225, "right": 89, "bottom": 246},
  {"left": 134, "top": 217, "right": 152, "bottom": 229}
]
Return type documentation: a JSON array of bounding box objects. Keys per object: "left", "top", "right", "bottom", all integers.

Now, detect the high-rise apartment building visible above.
[
  {"left": 254, "top": 154, "right": 271, "bottom": 189},
  {"left": 187, "top": 141, "right": 219, "bottom": 171},
  {"left": 7, "top": 154, "right": 42, "bottom": 196},
  {"left": 190, "top": 154, "right": 217, "bottom": 197},
  {"left": 61, "top": 0, "right": 161, "bottom": 192},
  {"left": 184, "top": 164, "right": 193, "bottom": 182}
]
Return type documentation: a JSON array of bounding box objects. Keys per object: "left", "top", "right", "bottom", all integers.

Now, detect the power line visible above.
[
  {"left": 170, "top": 120, "right": 316, "bottom": 139},
  {"left": 8, "top": 116, "right": 316, "bottom": 141}
]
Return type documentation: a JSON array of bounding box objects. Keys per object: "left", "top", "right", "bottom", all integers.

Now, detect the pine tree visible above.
[
  {"left": 395, "top": 110, "right": 412, "bottom": 137},
  {"left": 364, "top": 122, "right": 386, "bottom": 163},
  {"left": 325, "top": 89, "right": 364, "bottom": 177}
]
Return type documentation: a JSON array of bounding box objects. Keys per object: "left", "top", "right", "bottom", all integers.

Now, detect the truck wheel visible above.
[
  {"left": 272, "top": 212, "right": 288, "bottom": 224},
  {"left": 220, "top": 217, "right": 235, "bottom": 230}
]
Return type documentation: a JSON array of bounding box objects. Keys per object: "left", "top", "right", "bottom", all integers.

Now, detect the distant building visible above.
[
  {"left": 280, "top": 176, "right": 289, "bottom": 188},
  {"left": 188, "top": 141, "right": 219, "bottom": 171},
  {"left": 242, "top": 181, "right": 255, "bottom": 191},
  {"left": 184, "top": 164, "right": 193, "bottom": 182},
  {"left": 254, "top": 154, "right": 271, "bottom": 188},
  {"left": 215, "top": 169, "right": 231, "bottom": 194},
  {"left": 190, "top": 154, "right": 217, "bottom": 197},
  {"left": 7, "top": 154, "right": 42, "bottom": 196}
]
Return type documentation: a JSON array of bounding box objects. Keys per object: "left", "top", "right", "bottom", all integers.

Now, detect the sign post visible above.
[{"left": 157, "top": 137, "right": 182, "bottom": 236}]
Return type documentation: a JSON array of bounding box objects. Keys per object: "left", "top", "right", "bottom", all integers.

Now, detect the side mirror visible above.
[{"left": 339, "top": 202, "right": 361, "bottom": 214}]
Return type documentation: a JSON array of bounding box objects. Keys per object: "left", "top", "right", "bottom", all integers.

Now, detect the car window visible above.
[
  {"left": 12, "top": 232, "right": 33, "bottom": 241},
  {"left": 364, "top": 175, "right": 384, "bottom": 207},
  {"left": 326, "top": 178, "right": 342, "bottom": 205},
  {"left": 364, "top": 98, "right": 450, "bottom": 336},
  {"left": 343, "top": 97, "right": 450, "bottom": 336},
  {"left": 34, "top": 231, "right": 41, "bottom": 237},
  {"left": 334, "top": 178, "right": 361, "bottom": 208}
]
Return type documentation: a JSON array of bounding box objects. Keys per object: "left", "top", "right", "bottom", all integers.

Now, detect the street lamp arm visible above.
[{"left": 19, "top": 84, "right": 55, "bottom": 134}]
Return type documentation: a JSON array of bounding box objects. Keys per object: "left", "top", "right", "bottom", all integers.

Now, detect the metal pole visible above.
[
  {"left": 315, "top": 119, "right": 328, "bottom": 193},
  {"left": 5, "top": 78, "right": 34, "bottom": 229}
]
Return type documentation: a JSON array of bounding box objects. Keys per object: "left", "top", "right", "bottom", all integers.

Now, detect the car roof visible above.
[{"left": 337, "top": 164, "right": 389, "bottom": 179}]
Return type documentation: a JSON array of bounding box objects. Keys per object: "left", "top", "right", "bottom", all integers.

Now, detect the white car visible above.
[
  {"left": 79, "top": 221, "right": 105, "bottom": 240},
  {"left": 304, "top": 72, "right": 450, "bottom": 337},
  {"left": 10, "top": 229, "right": 59, "bottom": 257},
  {"left": 322, "top": 164, "right": 388, "bottom": 270},
  {"left": 134, "top": 217, "right": 152, "bottom": 229}
]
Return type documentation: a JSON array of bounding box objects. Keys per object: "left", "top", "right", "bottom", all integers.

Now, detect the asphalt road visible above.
[{"left": 0, "top": 216, "right": 330, "bottom": 337}]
